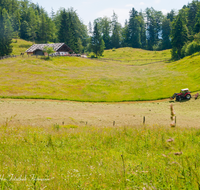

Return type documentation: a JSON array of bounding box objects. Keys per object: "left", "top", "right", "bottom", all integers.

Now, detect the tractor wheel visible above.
[
  {"left": 186, "top": 94, "right": 191, "bottom": 100},
  {"left": 176, "top": 96, "right": 181, "bottom": 101}
]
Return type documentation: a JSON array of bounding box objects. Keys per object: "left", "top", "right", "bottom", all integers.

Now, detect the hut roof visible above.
[{"left": 25, "top": 43, "right": 73, "bottom": 53}]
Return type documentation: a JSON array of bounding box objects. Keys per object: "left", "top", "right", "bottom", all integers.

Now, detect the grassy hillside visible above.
[
  {"left": 11, "top": 39, "right": 33, "bottom": 55},
  {"left": 167, "top": 52, "right": 200, "bottom": 90},
  {"left": 0, "top": 41, "right": 200, "bottom": 101},
  {"left": 1, "top": 123, "right": 200, "bottom": 189},
  {"left": 102, "top": 47, "right": 171, "bottom": 61}
]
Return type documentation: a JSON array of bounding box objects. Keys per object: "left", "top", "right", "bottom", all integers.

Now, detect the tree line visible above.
[
  {"left": 0, "top": 0, "right": 200, "bottom": 60},
  {"left": 0, "top": 0, "right": 88, "bottom": 56}
]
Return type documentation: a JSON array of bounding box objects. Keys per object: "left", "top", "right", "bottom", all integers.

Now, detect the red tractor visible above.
[{"left": 170, "top": 88, "right": 191, "bottom": 101}]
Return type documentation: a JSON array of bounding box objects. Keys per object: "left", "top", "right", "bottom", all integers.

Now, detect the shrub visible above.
[
  {"left": 185, "top": 41, "right": 200, "bottom": 56},
  {"left": 43, "top": 46, "right": 55, "bottom": 58},
  {"left": 90, "top": 55, "right": 96, "bottom": 58},
  {"left": 171, "top": 47, "right": 179, "bottom": 60},
  {"left": 153, "top": 41, "right": 162, "bottom": 51},
  {"left": 181, "top": 43, "right": 188, "bottom": 58}
]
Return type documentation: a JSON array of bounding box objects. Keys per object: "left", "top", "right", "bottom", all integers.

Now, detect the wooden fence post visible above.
[{"left": 143, "top": 116, "right": 145, "bottom": 125}]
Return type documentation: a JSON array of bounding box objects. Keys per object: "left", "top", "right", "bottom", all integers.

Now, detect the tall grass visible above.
[{"left": 0, "top": 122, "right": 200, "bottom": 189}]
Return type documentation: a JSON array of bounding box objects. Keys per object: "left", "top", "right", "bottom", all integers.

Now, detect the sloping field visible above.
[
  {"left": 102, "top": 47, "right": 171, "bottom": 63},
  {"left": 11, "top": 39, "right": 33, "bottom": 55},
  {"left": 1, "top": 43, "right": 200, "bottom": 101},
  {"left": 167, "top": 52, "right": 200, "bottom": 89}
]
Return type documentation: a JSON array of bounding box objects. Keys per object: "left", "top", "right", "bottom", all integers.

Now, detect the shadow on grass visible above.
[
  {"left": 176, "top": 99, "right": 191, "bottom": 103},
  {"left": 40, "top": 56, "right": 52, "bottom": 61},
  {"left": 165, "top": 59, "right": 174, "bottom": 63},
  {"left": 19, "top": 44, "right": 32, "bottom": 48},
  {"left": 169, "top": 99, "right": 192, "bottom": 103}
]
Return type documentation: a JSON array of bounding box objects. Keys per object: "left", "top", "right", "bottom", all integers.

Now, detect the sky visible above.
[{"left": 30, "top": 0, "right": 193, "bottom": 26}]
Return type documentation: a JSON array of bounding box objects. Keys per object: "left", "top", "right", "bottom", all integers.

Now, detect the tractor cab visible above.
[{"left": 178, "top": 88, "right": 190, "bottom": 96}]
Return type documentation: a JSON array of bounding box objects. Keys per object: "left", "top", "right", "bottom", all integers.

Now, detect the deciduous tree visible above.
[{"left": 43, "top": 46, "right": 55, "bottom": 58}]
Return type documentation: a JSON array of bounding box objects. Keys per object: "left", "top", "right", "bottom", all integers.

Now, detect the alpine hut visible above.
[{"left": 25, "top": 43, "right": 73, "bottom": 56}]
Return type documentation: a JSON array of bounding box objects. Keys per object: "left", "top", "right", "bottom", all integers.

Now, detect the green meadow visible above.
[
  {"left": 1, "top": 40, "right": 200, "bottom": 189},
  {"left": 1, "top": 123, "right": 200, "bottom": 189},
  {"left": 102, "top": 47, "right": 171, "bottom": 62},
  {"left": 0, "top": 45, "right": 200, "bottom": 101},
  {"left": 11, "top": 39, "right": 33, "bottom": 55}
]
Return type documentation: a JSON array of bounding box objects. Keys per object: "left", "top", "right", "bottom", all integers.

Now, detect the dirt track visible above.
[{"left": 0, "top": 98, "right": 200, "bottom": 128}]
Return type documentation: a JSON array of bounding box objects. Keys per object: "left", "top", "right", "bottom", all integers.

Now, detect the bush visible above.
[
  {"left": 171, "top": 47, "right": 179, "bottom": 60},
  {"left": 184, "top": 41, "right": 200, "bottom": 56},
  {"left": 181, "top": 43, "right": 188, "bottom": 58},
  {"left": 90, "top": 55, "right": 96, "bottom": 58},
  {"left": 153, "top": 41, "right": 162, "bottom": 51}
]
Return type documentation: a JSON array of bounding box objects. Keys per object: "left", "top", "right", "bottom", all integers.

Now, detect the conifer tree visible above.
[
  {"left": 194, "top": 5, "right": 200, "bottom": 33},
  {"left": 12, "top": 10, "right": 21, "bottom": 38},
  {"left": 146, "top": 8, "right": 163, "bottom": 50},
  {"left": 128, "top": 8, "right": 141, "bottom": 48},
  {"left": 121, "top": 19, "right": 130, "bottom": 47},
  {"left": 171, "top": 14, "right": 188, "bottom": 59},
  {"left": 38, "top": 9, "right": 47, "bottom": 42},
  {"left": 187, "top": 0, "right": 198, "bottom": 36},
  {"left": 90, "top": 22, "right": 105, "bottom": 57},
  {"left": 51, "top": 8, "right": 55, "bottom": 20},
  {"left": 162, "top": 17, "right": 171, "bottom": 49},
  {"left": 58, "top": 10, "right": 77, "bottom": 52},
  {"left": 167, "top": 10, "right": 176, "bottom": 22},
  {"left": 88, "top": 21, "right": 92, "bottom": 35},
  {"left": 27, "top": 7, "right": 37, "bottom": 42},
  {"left": 67, "top": 12, "right": 78, "bottom": 53},
  {"left": 111, "top": 12, "right": 121, "bottom": 48},
  {"left": 0, "top": 8, "right": 13, "bottom": 56},
  {"left": 146, "top": 8, "right": 157, "bottom": 50},
  {"left": 139, "top": 12, "right": 147, "bottom": 49},
  {"left": 19, "top": 0, "right": 31, "bottom": 40},
  {"left": 58, "top": 9, "right": 69, "bottom": 43},
  {"left": 20, "top": 20, "right": 29, "bottom": 39},
  {"left": 101, "top": 17, "right": 111, "bottom": 49}
]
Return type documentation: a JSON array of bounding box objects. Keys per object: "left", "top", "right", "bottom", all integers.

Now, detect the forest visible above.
[{"left": 0, "top": 0, "right": 200, "bottom": 59}]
